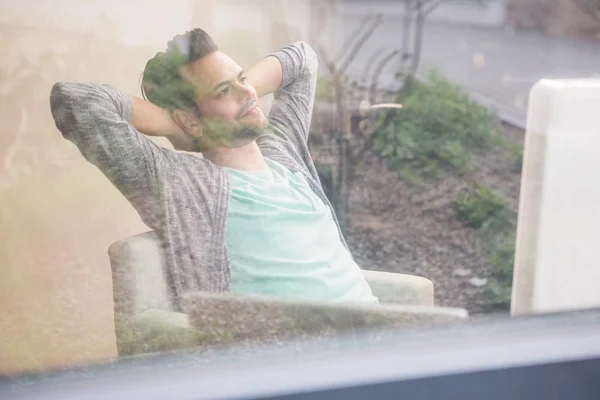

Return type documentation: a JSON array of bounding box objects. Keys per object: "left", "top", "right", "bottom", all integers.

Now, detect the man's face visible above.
[{"left": 182, "top": 51, "right": 269, "bottom": 148}]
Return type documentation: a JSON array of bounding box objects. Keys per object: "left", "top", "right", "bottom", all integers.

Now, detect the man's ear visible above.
[
  {"left": 172, "top": 109, "right": 203, "bottom": 138},
  {"left": 168, "top": 109, "right": 203, "bottom": 152}
]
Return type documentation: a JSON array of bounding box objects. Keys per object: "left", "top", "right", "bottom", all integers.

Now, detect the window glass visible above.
[{"left": 1, "top": 0, "right": 600, "bottom": 378}]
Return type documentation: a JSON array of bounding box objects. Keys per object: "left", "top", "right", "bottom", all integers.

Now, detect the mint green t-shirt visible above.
[{"left": 224, "top": 158, "right": 378, "bottom": 305}]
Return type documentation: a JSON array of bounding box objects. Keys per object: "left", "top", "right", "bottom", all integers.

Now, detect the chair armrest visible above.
[
  {"left": 183, "top": 293, "right": 466, "bottom": 347},
  {"left": 363, "top": 270, "right": 434, "bottom": 306},
  {"left": 135, "top": 309, "right": 190, "bottom": 329},
  {"left": 117, "top": 296, "right": 466, "bottom": 356},
  {"left": 115, "top": 309, "right": 193, "bottom": 356}
]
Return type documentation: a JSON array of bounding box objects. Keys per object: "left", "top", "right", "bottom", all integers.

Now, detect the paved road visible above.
[{"left": 320, "top": 2, "right": 600, "bottom": 128}]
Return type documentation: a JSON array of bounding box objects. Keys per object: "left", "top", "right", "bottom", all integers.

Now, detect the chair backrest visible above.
[{"left": 109, "top": 231, "right": 174, "bottom": 317}]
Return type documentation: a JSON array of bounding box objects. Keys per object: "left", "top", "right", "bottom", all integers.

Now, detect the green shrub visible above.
[
  {"left": 498, "top": 137, "right": 524, "bottom": 173},
  {"left": 487, "top": 279, "right": 513, "bottom": 310},
  {"left": 489, "top": 238, "right": 516, "bottom": 282},
  {"left": 374, "top": 71, "right": 501, "bottom": 180},
  {"left": 487, "top": 237, "right": 516, "bottom": 310},
  {"left": 369, "top": 69, "right": 520, "bottom": 311},
  {"left": 456, "top": 185, "right": 510, "bottom": 230},
  {"left": 455, "top": 185, "right": 516, "bottom": 312}
]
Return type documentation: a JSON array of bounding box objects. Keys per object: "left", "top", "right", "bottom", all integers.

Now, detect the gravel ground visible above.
[{"left": 315, "top": 124, "right": 524, "bottom": 315}]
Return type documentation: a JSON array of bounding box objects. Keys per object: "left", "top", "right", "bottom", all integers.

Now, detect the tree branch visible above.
[
  {"left": 576, "top": 0, "right": 600, "bottom": 21},
  {"left": 335, "top": 13, "right": 375, "bottom": 65},
  {"left": 397, "top": 1, "right": 426, "bottom": 100},
  {"left": 339, "top": 13, "right": 383, "bottom": 74},
  {"left": 422, "top": 0, "right": 443, "bottom": 16},
  {"left": 369, "top": 49, "right": 400, "bottom": 103},
  {"left": 313, "top": 41, "right": 336, "bottom": 75},
  {"left": 361, "top": 47, "right": 385, "bottom": 84},
  {"left": 400, "top": 0, "right": 414, "bottom": 74},
  {"left": 310, "top": 0, "right": 329, "bottom": 40}
]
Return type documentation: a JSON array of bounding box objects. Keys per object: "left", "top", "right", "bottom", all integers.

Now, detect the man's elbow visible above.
[
  {"left": 50, "top": 82, "right": 73, "bottom": 133},
  {"left": 50, "top": 82, "right": 83, "bottom": 120},
  {"left": 298, "top": 41, "right": 318, "bottom": 76},
  {"left": 49, "top": 82, "right": 90, "bottom": 139}
]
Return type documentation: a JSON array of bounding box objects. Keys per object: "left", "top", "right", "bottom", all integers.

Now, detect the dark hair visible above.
[{"left": 141, "top": 29, "right": 219, "bottom": 112}]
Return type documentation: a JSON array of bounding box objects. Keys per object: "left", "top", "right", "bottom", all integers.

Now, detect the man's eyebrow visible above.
[{"left": 211, "top": 70, "right": 245, "bottom": 93}]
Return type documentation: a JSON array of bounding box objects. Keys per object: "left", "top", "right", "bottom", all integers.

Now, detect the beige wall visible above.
[{"left": 0, "top": 0, "right": 311, "bottom": 375}]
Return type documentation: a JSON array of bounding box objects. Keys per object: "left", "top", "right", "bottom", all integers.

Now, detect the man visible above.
[{"left": 50, "top": 29, "right": 378, "bottom": 310}]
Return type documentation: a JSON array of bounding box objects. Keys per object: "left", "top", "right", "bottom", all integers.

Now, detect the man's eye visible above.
[
  {"left": 217, "top": 87, "right": 230, "bottom": 97},
  {"left": 240, "top": 75, "right": 248, "bottom": 83}
]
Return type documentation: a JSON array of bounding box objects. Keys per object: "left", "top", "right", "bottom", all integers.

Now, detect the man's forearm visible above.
[
  {"left": 246, "top": 55, "right": 283, "bottom": 98},
  {"left": 130, "top": 96, "right": 184, "bottom": 138}
]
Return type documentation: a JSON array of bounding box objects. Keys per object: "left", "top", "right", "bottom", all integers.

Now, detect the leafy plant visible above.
[
  {"left": 487, "top": 236, "right": 516, "bottom": 310},
  {"left": 489, "top": 237, "right": 516, "bottom": 281},
  {"left": 455, "top": 184, "right": 517, "bottom": 311},
  {"left": 374, "top": 71, "right": 501, "bottom": 180},
  {"left": 456, "top": 185, "right": 510, "bottom": 230},
  {"left": 487, "top": 278, "right": 513, "bottom": 310},
  {"left": 460, "top": 189, "right": 517, "bottom": 312}
]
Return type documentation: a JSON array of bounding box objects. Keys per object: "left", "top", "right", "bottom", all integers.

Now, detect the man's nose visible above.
[{"left": 235, "top": 82, "right": 254, "bottom": 98}]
